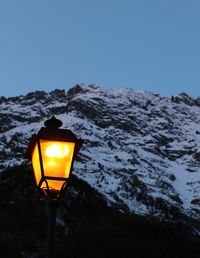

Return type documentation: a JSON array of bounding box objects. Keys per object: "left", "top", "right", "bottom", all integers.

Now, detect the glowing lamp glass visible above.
[
  {"left": 31, "top": 140, "right": 75, "bottom": 191},
  {"left": 32, "top": 144, "right": 42, "bottom": 186}
]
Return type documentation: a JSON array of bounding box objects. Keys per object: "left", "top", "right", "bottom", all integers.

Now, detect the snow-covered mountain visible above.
[{"left": 0, "top": 84, "right": 200, "bottom": 222}]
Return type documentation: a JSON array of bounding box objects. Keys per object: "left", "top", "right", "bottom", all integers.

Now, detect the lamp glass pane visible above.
[
  {"left": 41, "top": 180, "right": 65, "bottom": 191},
  {"left": 32, "top": 144, "right": 42, "bottom": 186},
  {"left": 40, "top": 140, "right": 75, "bottom": 179}
]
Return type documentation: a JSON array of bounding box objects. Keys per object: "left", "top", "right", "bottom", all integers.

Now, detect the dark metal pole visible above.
[{"left": 46, "top": 199, "right": 57, "bottom": 258}]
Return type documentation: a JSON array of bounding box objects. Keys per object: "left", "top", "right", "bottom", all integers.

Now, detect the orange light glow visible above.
[
  {"left": 45, "top": 144, "right": 69, "bottom": 158},
  {"left": 41, "top": 180, "right": 65, "bottom": 191},
  {"left": 32, "top": 144, "right": 42, "bottom": 186},
  {"left": 31, "top": 140, "right": 75, "bottom": 191},
  {"left": 40, "top": 140, "right": 75, "bottom": 190}
]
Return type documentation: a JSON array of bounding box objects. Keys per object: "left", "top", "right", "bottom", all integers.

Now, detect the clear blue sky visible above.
[{"left": 0, "top": 0, "right": 200, "bottom": 97}]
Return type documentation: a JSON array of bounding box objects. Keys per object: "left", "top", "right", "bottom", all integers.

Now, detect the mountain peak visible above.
[{"left": 171, "top": 92, "right": 200, "bottom": 106}]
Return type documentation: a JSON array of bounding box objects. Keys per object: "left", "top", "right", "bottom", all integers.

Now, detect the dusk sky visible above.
[{"left": 1, "top": 0, "right": 200, "bottom": 97}]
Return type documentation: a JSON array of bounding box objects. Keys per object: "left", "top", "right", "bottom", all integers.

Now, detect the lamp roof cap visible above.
[{"left": 44, "top": 116, "right": 62, "bottom": 129}]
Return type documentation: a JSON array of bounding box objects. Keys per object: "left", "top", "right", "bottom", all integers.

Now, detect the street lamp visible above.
[{"left": 25, "top": 116, "right": 84, "bottom": 258}]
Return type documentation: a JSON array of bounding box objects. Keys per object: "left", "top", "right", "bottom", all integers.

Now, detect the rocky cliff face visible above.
[{"left": 0, "top": 84, "right": 200, "bottom": 223}]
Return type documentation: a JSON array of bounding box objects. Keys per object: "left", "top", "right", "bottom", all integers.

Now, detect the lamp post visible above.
[{"left": 25, "top": 116, "right": 84, "bottom": 258}]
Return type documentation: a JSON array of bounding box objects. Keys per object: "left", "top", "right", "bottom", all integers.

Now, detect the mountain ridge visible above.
[{"left": 0, "top": 84, "right": 200, "bottom": 224}]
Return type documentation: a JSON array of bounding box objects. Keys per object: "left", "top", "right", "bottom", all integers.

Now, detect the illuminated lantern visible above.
[{"left": 25, "top": 116, "right": 83, "bottom": 197}]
